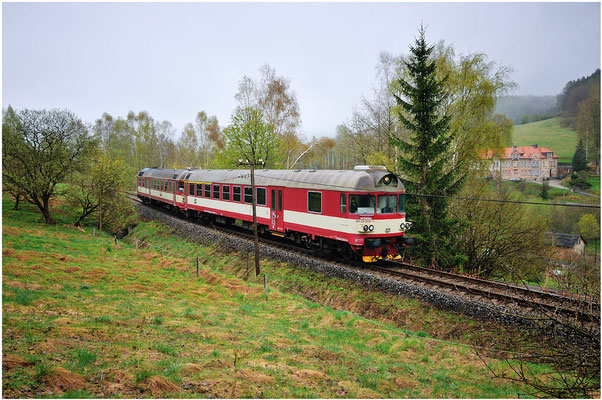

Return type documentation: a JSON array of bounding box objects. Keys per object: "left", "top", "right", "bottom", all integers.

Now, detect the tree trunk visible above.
[
  {"left": 42, "top": 200, "right": 55, "bottom": 225},
  {"left": 13, "top": 194, "right": 20, "bottom": 211}
]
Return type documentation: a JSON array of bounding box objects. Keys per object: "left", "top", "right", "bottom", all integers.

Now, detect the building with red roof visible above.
[{"left": 483, "top": 144, "right": 559, "bottom": 182}]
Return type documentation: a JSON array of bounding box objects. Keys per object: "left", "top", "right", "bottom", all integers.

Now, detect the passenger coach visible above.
[{"left": 136, "top": 165, "right": 411, "bottom": 262}]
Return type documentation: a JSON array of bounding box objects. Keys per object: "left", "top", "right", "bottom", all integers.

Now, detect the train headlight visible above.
[
  {"left": 363, "top": 225, "right": 369, "bottom": 232},
  {"left": 400, "top": 222, "right": 412, "bottom": 230},
  {"left": 369, "top": 225, "right": 374, "bottom": 231}
]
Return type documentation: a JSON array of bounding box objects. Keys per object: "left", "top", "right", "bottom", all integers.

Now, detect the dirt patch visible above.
[
  {"left": 148, "top": 375, "right": 179, "bottom": 396},
  {"left": 44, "top": 367, "right": 86, "bottom": 392},
  {"left": 3, "top": 354, "right": 34, "bottom": 369},
  {"left": 63, "top": 266, "right": 80, "bottom": 273}
]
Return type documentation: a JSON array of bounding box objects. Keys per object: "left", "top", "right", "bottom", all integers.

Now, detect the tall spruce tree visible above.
[
  {"left": 572, "top": 139, "right": 588, "bottom": 172},
  {"left": 391, "top": 27, "right": 465, "bottom": 268}
]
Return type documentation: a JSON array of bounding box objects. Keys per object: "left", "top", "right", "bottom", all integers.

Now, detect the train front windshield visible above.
[
  {"left": 377, "top": 195, "right": 397, "bottom": 214},
  {"left": 349, "top": 195, "right": 375, "bottom": 214}
]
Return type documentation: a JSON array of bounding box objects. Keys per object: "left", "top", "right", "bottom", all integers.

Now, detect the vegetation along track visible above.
[{"left": 128, "top": 193, "right": 599, "bottom": 324}]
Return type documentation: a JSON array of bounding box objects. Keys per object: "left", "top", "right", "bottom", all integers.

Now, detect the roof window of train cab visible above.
[
  {"left": 204, "top": 184, "right": 211, "bottom": 198},
  {"left": 256, "top": 188, "right": 266, "bottom": 206},
  {"left": 244, "top": 187, "right": 253, "bottom": 204},
  {"left": 213, "top": 184, "right": 220, "bottom": 199},
  {"left": 349, "top": 194, "right": 375, "bottom": 214},
  {"left": 377, "top": 195, "right": 397, "bottom": 214},
  {"left": 185, "top": 173, "right": 192, "bottom": 180},
  {"left": 308, "top": 191, "right": 322, "bottom": 213},
  {"left": 138, "top": 171, "right": 144, "bottom": 177},
  {"left": 233, "top": 186, "right": 241, "bottom": 202},
  {"left": 222, "top": 185, "right": 230, "bottom": 201}
]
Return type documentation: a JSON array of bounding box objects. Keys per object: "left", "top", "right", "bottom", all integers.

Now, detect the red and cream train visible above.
[{"left": 136, "top": 165, "right": 412, "bottom": 262}]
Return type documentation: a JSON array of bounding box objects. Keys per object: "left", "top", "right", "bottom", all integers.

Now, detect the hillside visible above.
[
  {"left": 512, "top": 117, "right": 578, "bottom": 159},
  {"left": 2, "top": 197, "right": 543, "bottom": 398}
]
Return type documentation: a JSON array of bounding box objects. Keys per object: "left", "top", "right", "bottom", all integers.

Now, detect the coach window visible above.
[
  {"left": 223, "top": 185, "right": 230, "bottom": 201},
  {"left": 256, "top": 188, "right": 266, "bottom": 206},
  {"left": 196, "top": 183, "right": 202, "bottom": 196},
  {"left": 349, "top": 195, "right": 375, "bottom": 214},
  {"left": 233, "top": 186, "right": 241, "bottom": 202},
  {"left": 204, "top": 184, "right": 211, "bottom": 198},
  {"left": 377, "top": 195, "right": 397, "bottom": 214},
  {"left": 340, "top": 194, "right": 347, "bottom": 213},
  {"left": 244, "top": 187, "right": 253, "bottom": 204},
  {"left": 189, "top": 183, "right": 195, "bottom": 196},
  {"left": 399, "top": 194, "right": 406, "bottom": 213},
  {"left": 213, "top": 184, "right": 220, "bottom": 199},
  {"left": 308, "top": 192, "right": 322, "bottom": 214}
]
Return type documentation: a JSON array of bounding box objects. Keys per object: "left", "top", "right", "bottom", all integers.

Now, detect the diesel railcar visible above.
[{"left": 136, "top": 165, "right": 412, "bottom": 262}]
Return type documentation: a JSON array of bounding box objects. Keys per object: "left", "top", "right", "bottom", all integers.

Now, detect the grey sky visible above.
[{"left": 3, "top": 2, "right": 600, "bottom": 140}]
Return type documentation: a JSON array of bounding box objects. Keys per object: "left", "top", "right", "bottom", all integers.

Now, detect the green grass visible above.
[
  {"left": 2, "top": 195, "right": 551, "bottom": 398},
  {"left": 512, "top": 118, "right": 578, "bottom": 159}
]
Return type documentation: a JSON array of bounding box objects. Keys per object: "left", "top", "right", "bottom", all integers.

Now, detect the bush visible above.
[{"left": 569, "top": 172, "right": 592, "bottom": 190}]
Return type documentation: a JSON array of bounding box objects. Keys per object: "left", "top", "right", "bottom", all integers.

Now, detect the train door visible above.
[{"left": 270, "top": 187, "right": 285, "bottom": 232}]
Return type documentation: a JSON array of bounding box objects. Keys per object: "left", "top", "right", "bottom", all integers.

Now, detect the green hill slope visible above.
[{"left": 512, "top": 118, "right": 578, "bottom": 159}]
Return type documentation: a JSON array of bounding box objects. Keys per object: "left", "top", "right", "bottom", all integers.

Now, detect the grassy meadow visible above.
[
  {"left": 512, "top": 118, "right": 578, "bottom": 159},
  {"left": 2, "top": 196, "right": 549, "bottom": 398}
]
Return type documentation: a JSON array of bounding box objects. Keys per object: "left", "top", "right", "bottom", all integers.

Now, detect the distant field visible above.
[{"left": 512, "top": 118, "right": 578, "bottom": 159}]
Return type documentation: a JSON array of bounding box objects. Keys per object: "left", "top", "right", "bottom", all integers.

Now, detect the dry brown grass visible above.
[
  {"left": 3, "top": 354, "right": 34, "bottom": 369},
  {"left": 147, "top": 375, "right": 179, "bottom": 396},
  {"left": 44, "top": 367, "right": 86, "bottom": 393},
  {"left": 182, "top": 363, "right": 204, "bottom": 375}
]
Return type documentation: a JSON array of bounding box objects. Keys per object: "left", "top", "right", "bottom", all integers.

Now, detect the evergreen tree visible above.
[
  {"left": 572, "top": 139, "right": 588, "bottom": 172},
  {"left": 539, "top": 181, "right": 550, "bottom": 200},
  {"left": 391, "top": 26, "right": 465, "bottom": 268}
]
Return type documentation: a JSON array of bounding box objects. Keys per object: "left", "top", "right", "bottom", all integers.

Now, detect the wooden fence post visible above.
[{"left": 264, "top": 274, "right": 268, "bottom": 301}]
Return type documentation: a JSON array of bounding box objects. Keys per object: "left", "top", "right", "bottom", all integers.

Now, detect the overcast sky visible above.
[{"left": 3, "top": 2, "right": 600, "bottom": 140}]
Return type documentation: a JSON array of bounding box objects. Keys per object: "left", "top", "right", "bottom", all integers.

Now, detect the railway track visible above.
[{"left": 128, "top": 194, "right": 600, "bottom": 324}]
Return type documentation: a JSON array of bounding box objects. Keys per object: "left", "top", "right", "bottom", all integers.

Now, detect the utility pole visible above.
[{"left": 239, "top": 158, "right": 264, "bottom": 276}]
